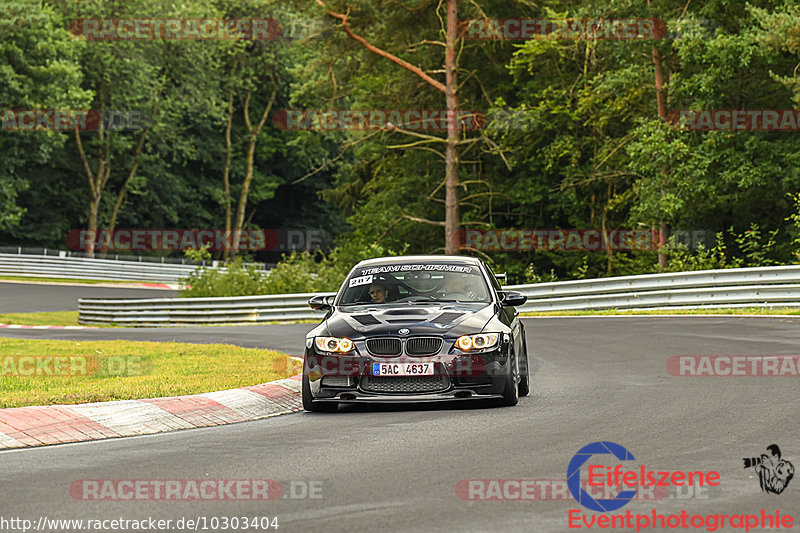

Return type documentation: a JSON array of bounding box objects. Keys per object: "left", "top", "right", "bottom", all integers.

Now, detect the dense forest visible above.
[{"left": 2, "top": 0, "right": 800, "bottom": 286}]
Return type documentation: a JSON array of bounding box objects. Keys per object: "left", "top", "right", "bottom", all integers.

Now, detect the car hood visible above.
[{"left": 321, "top": 302, "right": 496, "bottom": 338}]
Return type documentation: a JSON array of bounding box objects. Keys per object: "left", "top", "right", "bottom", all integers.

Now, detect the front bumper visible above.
[{"left": 304, "top": 349, "right": 512, "bottom": 402}]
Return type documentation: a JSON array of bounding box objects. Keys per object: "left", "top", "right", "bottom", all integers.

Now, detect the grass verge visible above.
[
  {"left": 0, "top": 339, "right": 301, "bottom": 408},
  {"left": 521, "top": 307, "right": 800, "bottom": 317},
  {"left": 0, "top": 311, "right": 83, "bottom": 326}
]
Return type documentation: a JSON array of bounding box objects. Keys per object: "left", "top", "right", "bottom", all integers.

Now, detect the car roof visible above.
[{"left": 354, "top": 255, "right": 484, "bottom": 267}]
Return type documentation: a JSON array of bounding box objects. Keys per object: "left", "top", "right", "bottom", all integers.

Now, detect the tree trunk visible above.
[
  {"left": 603, "top": 183, "right": 613, "bottom": 275},
  {"left": 75, "top": 89, "right": 109, "bottom": 259},
  {"left": 222, "top": 85, "right": 234, "bottom": 260},
  {"left": 104, "top": 127, "right": 149, "bottom": 255},
  {"left": 233, "top": 130, "right": 258, "bottom": 254},
  {"left": 652, "top": 44, "right": 669, "bottom": 268},
  {"left": 444, "top": 0, "right": 459, "bottom": 255},
  {"left": 87, "top": 193, "right": 100, "bottom": 258},
  {"left": 316, "top": 0, "right": 459, "bottom": 252},
  {"left": 231, "top": 87, "right": 277, "bottom": 255}
]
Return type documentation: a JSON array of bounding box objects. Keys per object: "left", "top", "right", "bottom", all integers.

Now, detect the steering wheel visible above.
[{"left": 381, "top": 274, "right": 430, "bottom": 298}]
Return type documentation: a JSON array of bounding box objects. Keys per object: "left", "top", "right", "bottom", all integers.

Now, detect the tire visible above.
[
  {"left": 498, "top": 351, "right": 519, "bottom": 407},
  {"left": 518, "top": 336, "right": 530, "bottom": 398},
  {"left": 302, "top": 364, "right": 338, "bottom": 413}
]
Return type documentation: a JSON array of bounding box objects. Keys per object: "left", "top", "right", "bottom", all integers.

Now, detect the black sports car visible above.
[{"left": 302, "top": 255, "right": 529, "bottom": 412}]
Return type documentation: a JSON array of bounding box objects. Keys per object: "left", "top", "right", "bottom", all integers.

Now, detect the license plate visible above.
[{"left": 373, "top": 361, "right": 434, "bottom": 376}]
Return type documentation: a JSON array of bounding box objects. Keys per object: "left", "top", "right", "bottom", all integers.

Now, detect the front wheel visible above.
[
  {"left": 302, "top": 364, "right": 338, "bottom": 413},
  {"left": 497, "top": 351, "right": 519, "bottom": 407},
  {"left": 518, "top": 336, "right": 530, "bottom": 397}
]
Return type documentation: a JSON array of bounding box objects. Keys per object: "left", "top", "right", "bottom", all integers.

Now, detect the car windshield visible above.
[{"left": 339, "top": 262, "right": 491, "bottom": 305}]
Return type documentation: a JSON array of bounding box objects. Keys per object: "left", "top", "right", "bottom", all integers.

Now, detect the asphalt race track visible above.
[
  {"left": 0, "top": 282, "right": 177, "bottom": 313},
  {"left": 3, "top": 316, "right": 800, "bottom": 532},
  {"left": 0, "top": 323, "right": 310, "bottom": 355}
]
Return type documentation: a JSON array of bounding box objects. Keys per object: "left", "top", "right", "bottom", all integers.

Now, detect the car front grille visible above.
[
  {"left": 366, "top": 337, "right": 402, "bottom": 355},
  {"left": 405, "top": 337, "right": 442, "bottom": 355},
  {"left": 361, "top": 375, "right": 449, "bottom": 393}
]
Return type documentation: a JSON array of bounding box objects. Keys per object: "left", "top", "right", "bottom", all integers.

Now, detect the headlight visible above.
[
  {"left": 315, "top": 337, "right": 354, "bottom": 353},
  {"left": 455, "top": 333, "right": 499, "bottom": 351}
]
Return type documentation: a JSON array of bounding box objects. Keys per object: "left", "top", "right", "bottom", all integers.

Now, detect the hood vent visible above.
[
  {"left": 353, "top": 314, "right": 381, "bottom": 326},
  {"left": 430, "top": 312, "right": 463, "bottom": 325},
  {"left": 384, "top": 309, "right": 427, "bottom": 315}
]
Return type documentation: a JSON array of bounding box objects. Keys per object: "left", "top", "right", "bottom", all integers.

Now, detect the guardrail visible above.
[
  {"left": 76, "top": 265, "right": 800, "bottom": 326},
  {"left": 0, "top": 252, "right": 231, "bottom": 283},
  {"left": 79, "top": 293, "right": 335, "bottom": 325},
  {"left": 507, "top": 265, "right": 800, "bottom": 312}
]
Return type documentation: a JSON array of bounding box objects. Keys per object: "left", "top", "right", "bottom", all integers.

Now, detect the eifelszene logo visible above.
[
  {"left": 743, "top": 444, "right": 794, "bottom": 494},
  {"left": 567, "top": 441, "right": 638, "bottom": 512},
  {"left": 567, "top": 441, "right": 721, "bottom": 512}
]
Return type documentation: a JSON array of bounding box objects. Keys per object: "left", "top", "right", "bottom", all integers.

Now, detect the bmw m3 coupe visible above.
[{"left": 303, "top": 255, "right": 529, "bottom": 412}]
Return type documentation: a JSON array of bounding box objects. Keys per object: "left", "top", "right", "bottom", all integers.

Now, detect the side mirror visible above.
[
  {"left": 499, "top": 290, "right": 527, "bottom": 307},
  {"left": 308, "top": 295, "right": 334, "bottom": 311}
]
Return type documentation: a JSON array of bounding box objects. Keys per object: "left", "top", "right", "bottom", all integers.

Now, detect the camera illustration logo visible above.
[
  {"left": 567, "top": 441, "right": 637, "bottom": 512},
  {"left": 743, "top": 444, "right": 794, "bottom": 495}
]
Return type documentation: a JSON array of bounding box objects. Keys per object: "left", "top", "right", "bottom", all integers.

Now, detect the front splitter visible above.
[{"left": 314, "top": 391, "right": 502, "bottom": 403}]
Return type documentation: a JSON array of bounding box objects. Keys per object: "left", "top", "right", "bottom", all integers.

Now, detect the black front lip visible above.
[{"left": 313, "top": 390, "right": 503, "bottom": 403}]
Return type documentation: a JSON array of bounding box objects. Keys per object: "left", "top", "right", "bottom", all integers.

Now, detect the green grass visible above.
[
  {"left": 0, "top": 339, "right": 301, "bottom": 408},
  {"left": 0, "top": 311, "right": 83, "bottom": 326},
  {"left": 521, "top": 307, "right": 800, "bottom": 317}
]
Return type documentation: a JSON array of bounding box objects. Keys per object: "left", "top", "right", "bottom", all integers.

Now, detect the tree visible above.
[
  {"left": 0, "top": 1, "right": 90, "bottom": 232},
  {"left": 309, "top": 0, "right": 465, "bottom": 253},
  {"left": 56, "top": 0, "right": 225, "bottom": 256},
  {"left": 214, "top": 0, "right": 287, "bottom": 257}
]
